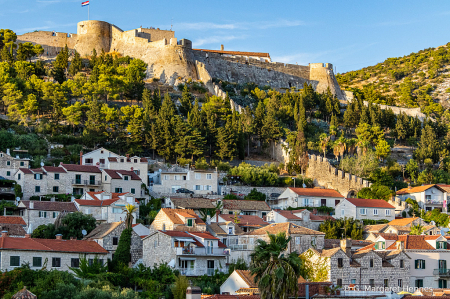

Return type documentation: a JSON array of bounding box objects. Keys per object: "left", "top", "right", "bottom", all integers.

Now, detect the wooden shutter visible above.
[
  {"left": 423, "top": 260, "right": 425, "bottom": 269},
  {"left": 415, "top": 260, "right": 418, "bottom": 269},
  {"left": 445, "top": 242, "right": 448, "bottom": 249},
  {"left": 375, "top": 243, "right": 378, "bottom": 250},
  {"left": 437, "top": 242, "right": 441, "bottom": 249}
]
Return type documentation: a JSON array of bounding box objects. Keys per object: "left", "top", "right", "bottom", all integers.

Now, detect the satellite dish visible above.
[
  {"left": 82, "top": 229, "right": 87, "bottom": 236},
  {"left": 302, "top": 183, "right": 306, "bottom": 188},
  {"left": 40, "top": 162, "right": 44, "bottom": 167},
  {"left": 16, "top": 197, "right": 20, "bottom": 201},
  {"left": 168, "top": 259, "right": 176, "bottom": 268}
]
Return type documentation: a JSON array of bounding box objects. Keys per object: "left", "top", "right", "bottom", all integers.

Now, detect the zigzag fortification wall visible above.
[{"left": 16, "top": 31, "right": 77, "bottom": 56}]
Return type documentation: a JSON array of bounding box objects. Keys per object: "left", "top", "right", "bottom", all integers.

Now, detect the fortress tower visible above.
[{"left": 75, "top": 20, "right": 112, "bottom": 56}]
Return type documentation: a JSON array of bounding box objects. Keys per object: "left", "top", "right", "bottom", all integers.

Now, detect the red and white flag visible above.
[{"left": 82, "top": 1, "right": 89, "bottom": 6}]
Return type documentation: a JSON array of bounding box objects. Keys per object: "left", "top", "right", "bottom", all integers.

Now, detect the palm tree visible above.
[
  {"left": 410, "top": 224, "right": 424, "bottom": 235},
  {"left": 123, "top": 204, "right": 137, "bottom": 229},
  {"left": 336, "top": 136, "right": 347, "bottom": 160},
  {"left": 250, "top": 232, "right": 306, "bottom": 299},
  {"left": 319, "top": 133, "right": 330, "bottom": 158}
]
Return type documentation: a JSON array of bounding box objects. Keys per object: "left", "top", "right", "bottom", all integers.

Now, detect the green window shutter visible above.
[
  {"left": 437, "top": 242, "right": 441, "bottom": 249},
  {"left": 375, "top": 243, "right": 378, "bottom": 250},
  {"left": 445, "top": 242, "right": 448, "bottom": 249},
  {"left": 439, "top": 280, "right": 443, "bottom": 289},
  {"left": 423, "top": 260, "right": 425, "bottom": 269},
  {"left": 415, "top": 260, "right": 418, "bottom": 269}
]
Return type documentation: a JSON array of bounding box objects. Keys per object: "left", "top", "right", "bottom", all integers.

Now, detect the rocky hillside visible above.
[{"left": 336, "top": 43, "right": 450, "bottom": 115}]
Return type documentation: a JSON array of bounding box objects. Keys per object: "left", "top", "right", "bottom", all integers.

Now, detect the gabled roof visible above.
[
  {"left": 20, "top": 201, "right": 78, "bottom": 212},
  {"left": 84, "top": 222, "right": 123, "bottom": 239},
  {"left": 310, "top": 215, "right": 334, "bottom": 221},
  {"left": 274, "top": 209, "right": 303, "bottom": 220},
  {"left": 103, "top": 169, "right": 141, "bottom": 180},
  {"left": 159, "top": 230, "right": 205, "bottom": 247},
  {"left": 245, "top": 222, "right": 324, "bottom": 236},
  {"left": 0, "top": 216, "right": 26, "bottom": 225},
  {"left": 363, "top": 224, "right": 389, "bottom": 233},
  {"left": 0, "top": 224, "right": 26, "bottom": 236},
  {"left": 19, "top": 168, "right": 43, "bottom": 174},
  {"left": 288, "top": 187, "right": 344, "bottom": 198},
  {"left": 380, "top": 235, "right": 436, "bottom": 250},
  {"left": 235, "top": 270, "right": 257, "bottom": 288},
  {"left": 219, "top": 214, "right": 269, "bottom": 228},
  {"left": 160, "top": 208, "right": 205, "bottom": 225},
  {"left": 12, "top": 286, "right": 37, "bottom": 299},
  {"left": 396, "top": 184, "right": 446, "bottom": 195},
  {"left": 388, "top": 217, "right": 419, "bottom": 226},
  {"left": 323, "top": 239, "right": 372, "bottom": 249},
  {"left": 188, "top": 231, "right": 219, "bottom": 240},
  {"left": 222, "top": 200, "right": 270, "bottom": 211},
  {"left": 74, "top": 198, "right": 120, "bottom": 206},
  {"left": 344, "top": 198, "right": 395, "bottom": 209},
  {"left": 0, "top": 236, "right": 108, "bottom": 253},
  {"left": 86, "top": 191, "right": 105, "bottom": 200},
  {"left": 60, "top": 164, "right": 102, "bottom": 173},
  {"left": 42, "top": 166, "right": 66, "bottom": 173},
  {"left": 170, "top": 197, "right": 215, "bottom": 209}
]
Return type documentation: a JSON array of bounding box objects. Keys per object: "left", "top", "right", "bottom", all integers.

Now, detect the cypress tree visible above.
[{"left": 111, "top": 228, "right": 132, "bottom": 270}]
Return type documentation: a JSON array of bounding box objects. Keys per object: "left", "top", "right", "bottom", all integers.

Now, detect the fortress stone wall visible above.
[
  {"left": 305, "top": 154, "right": 371, "bottom": 197},
  {"left": 17, "top": 20, "right": 345, "bottom": 98}
]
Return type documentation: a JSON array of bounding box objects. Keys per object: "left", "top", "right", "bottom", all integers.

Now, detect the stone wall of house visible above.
[
  {"left": 0, "top": 151, "right": 29, "bottom": 179},
  {"left": 23, "top": 208, "right": 62, "bottom": 228},
  {"left": 305, "top": 154, "right": 371, "bottom": 197},
  {"left": 151, "top": 210, "right": 175, "bottom": 231},
  {"left": 100, "top": 222, "right": 143, "bottom": 265},
  {"left": 143, "top": 232, "right": 176, "bottom": 267}
]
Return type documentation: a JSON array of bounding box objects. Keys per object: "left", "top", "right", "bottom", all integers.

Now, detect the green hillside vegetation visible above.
[{"left": 336, "top": 43, "right": 450, "bottom": 117}]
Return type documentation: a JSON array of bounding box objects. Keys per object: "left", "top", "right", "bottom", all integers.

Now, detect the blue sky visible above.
[{"left": 1, "top": 0, "right": 449, "bottom": 73}]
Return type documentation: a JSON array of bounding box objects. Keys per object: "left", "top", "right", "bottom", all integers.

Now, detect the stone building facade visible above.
[
  {"left": 102, "top": 169, "right": 144, "bottom": 197},
  {"left": 84, "top": 222, "right": 143, "bottom": 265},
  {"left": 335, "top": 198, "right": 396, "bottom": 221},
  {"left": 18, "top": 200, "right": 78, "bottom": 230},
  {"left": 0, "top": 150, "right": 29, "bottom": 180},
  {"left": 153, "top": 167, "right": 219, "bottom": 195},
  {"left": 151, "top": 208, "right": 206, "bottom": 232}
]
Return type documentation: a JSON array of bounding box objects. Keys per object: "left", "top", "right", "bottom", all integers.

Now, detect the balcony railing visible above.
[
  {"left": 176, "top": 247, "right": 230, "bottom": 256},
  {"left": 229, "top": 244, "right": 253, "bottom": 250},
  {"left": 72, "top": 179, "right": 101, "bottom": 186},
  {"left": 433, "top": 269, "right": 450, "bottom": 277},
  {"left": 0, "top": 187, "right": 14, "bottom": 194},
  {"left": 426, "top": 199, "right": 443, "bottom": 205},
  {"left": 178, "top": 268, "right": 225, "bottom": 276}
]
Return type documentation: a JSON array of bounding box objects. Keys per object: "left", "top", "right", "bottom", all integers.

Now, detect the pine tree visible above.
[
  {"left": 156, "top": 93, "right": 176, "bottom": 160},
  {"left": 68, "top": 51, "right": 82, "bottom": 77},
  {"left": 261, "top": 98, "right": 283, "bottom": 157},
  {"left": 187, "top": 98, "right": 203, "bottom": 131},
  {"left": 89, "top": 48, "right": 97, "bottom": 69},
  {"left": 179, "top": 85, "right": 193, "bottom": 117}
]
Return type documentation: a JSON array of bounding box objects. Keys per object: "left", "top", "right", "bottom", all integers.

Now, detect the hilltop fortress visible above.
[{"left": 17, "top": 20, "right": 345, "bottom": 99}]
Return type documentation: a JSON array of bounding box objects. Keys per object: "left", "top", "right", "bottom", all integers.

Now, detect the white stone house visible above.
[
  {"left": 0, "top": 232, "right": 109, "bottom": 273},
  {"left": 151, "top": 208, "right": 206, "bottom": 232},
  {"left": 218, "top": 199, "right": 271, "bottom": 219},
  {"left": 84, "top": 221, "right": 143, "bottom": 265},
  {"left": 275, "top": 187, "right": 344, "bottom": 209},
  {"left": 335, "top": 198, "right": 395, "bottom": 221},
  {"left": 373, "top": 234, "right": 450, "bottom": 288},
  {"left": 16, "top": 166, "right": 69, "bottom": 199},
  {"left": 102, "top": 169, "right": 144, "bottom": 197},
  {"left": 81, "top": 147, "right": 119, "bottom": 169},
  {"left": 142, "top": 230, "right": 229, "bottom": 276},
  {"left": 265, "top": 209, "right": 333, "bottom": 230},
  {"left": 17, "top": 200, "right": 78, "bottom": 231},
  {"left": 220, "top": 270, "right": 257, "bottom": 295},
  {"left": 60, "top": 164, "right": 103, "bottom": 195},
  {"left": 0, "top": 149, "right": 30, "bottom": 179},
  {"left": 214, "top": 214, "right": 268, "bottom": 233},
  {"left": 396, "top": 184, "right": 448, "bottom": 212},
  {"left": 152, "top": 166, "right": 219, "bottom": 195},
  {"left": 74, "top": 191, "right": 138, "bottom": 224},
  {"left": 302, "top": 239, "right": 411, "bottom": 289},
  {"left": 206, "top": 221, "right": 243, "bottom": 248}
]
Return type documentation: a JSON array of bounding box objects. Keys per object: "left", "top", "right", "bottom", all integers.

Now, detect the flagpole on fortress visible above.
[{"left": 88, "top": 3, "right": 90, "bottom": 20}]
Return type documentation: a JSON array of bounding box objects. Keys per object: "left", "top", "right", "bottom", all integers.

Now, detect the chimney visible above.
[
  {"left": 55, "top": 234, "right": 63, "bottom": 240},
  {"left": 220, "top": 44, "right": 224, "bottom": 51},
  {"left": 29, "top": 201, "right": 34, "bottom": 209},
  {"left": 186, "top": 286, "right": 201, "bottom": 299},
  {"left": 25, "top": 234, "right": 31, "bottom": 238},
  {"left": 206, "top": 215, "right": 211, "bottom": 225},
  {"left": 216, "top": 210, "right": 220, "bottom": 222},
  {"left": 397, "top": 241, "right": 405, "bottom": 250},
  {"left": 80, "top": 151, "right": 83, "bottom": 165},
  {"left": 6, "top": 148, "right": 10, "bottom": 156},
  {"left": 70, "top": 236, "right": 76, "bottom": 240},
  {"left": 340, "top": 238, "right": 352, "bottom": 256},
  {"left": 1, "top": 231, "right": 8, "bottom": 238},
  {"left": 312, "top": 208, "right": 318, "bottom": 215},
  {"left": 126, "top": 154, "right": 130, "bottom": 158},
  {"left": 131, "top": 167, "right": 134, "bottom": 171}
]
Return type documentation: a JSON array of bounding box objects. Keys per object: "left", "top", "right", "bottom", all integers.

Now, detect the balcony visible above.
[
  {"left": 229, "top": 244, "right": 253, "bottom": 250},
  {"left": 433, "top": 269, "right": 450, "bottom": 277},
  {"left": 176, "top": 247, "right": 230, "bottom": 256},
  {"left": 72, "top": 179, "right": 102, "bottom": 186},
  {"left": 178, "top": 268, "right": 225, "bottom": 276},
  {"left": 0, "top": 187, "right": 14, "bottom": 194},
  {"left": 426, "top": 199, "right": 443, "bottom": 205}
]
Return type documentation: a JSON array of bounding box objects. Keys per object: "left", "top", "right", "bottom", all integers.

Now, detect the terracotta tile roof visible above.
[
  {"left": 21, "top": 201, "right": 78, "bottom": 212},
  {"left": 245, "top": 222, "right": 324, "bottom": 236},
  {"left": 219, "top": 214, "right": 269, "bottom": 227},
  {"left": 203, "top": 295, "right": 260, "bottom": 299},
  {"left": 161, "top": 209, "right": 205, "bottom": 225},
  {"left": 363, "top": 224, "right": 389, "bottom": 233},
  {"left": 0, "top": 236, "right": 108, "bottom": 253},
  {"left": 218, "top": 240, "right": 227, "bottom": 248},
  {"left": 274, "top": 209, "right": 302, "bottom": 220},
  {"left": 396, "top": 184, "right": 445, "bottom": 195},
  {"left": 222, "top": 200, "right": 270, "bottom": 211},
  {"left": 176, "top": 210, "right": 198, "bottom": 218},
  {"left": 12, "top": 286, "right": 37, "bottom": 299},
  {"left": 385, "top": 235, "right": 435, "bottom": 250},
  {"left": 19, "top": 168, "right": 33, "bottom": 174},
  {"left": 310, "top": 215, "right": 334, "bottom": 221},
  {"left": 388, "top": 217, "right": 419, "bottom": 226},
  {"left": 323, "top": 239, "right": 372, "bottom": 249},
  {"left": 194, "top": 48, "right": 270, "bottom": 58},
  {"left": 189, "top": 231, "right": 220, "bottom": 240},
  {"left": 319, "top": 247, "right": 341, "bottom": 257},
  {"left": 236, "top": 270, "right": 257, "bottom": 287},
  {"left": 376, "top": 233, "right": 399, "bottom": 240},
  {"left": 61, "top": 164, "right": 102, "bottom": 173},
  {"left": 42, "top": 166, "right": 66, "bottom": 173},
  {"left": 86, "top": 191, "right": 104, "bottom": 200},
  {"left": 103, "top": 169, "right": 141, "bottom": 180},
  {"left": 0, "top": 224, "right": 26, "bottom": 236},
  {"left": 289, "top": 187, "right": 344, "bottom": 198},
  {"left": 0, "top": 216, "right": 26, "bottom": 225},
  {"left": 345, "top": 198, "right": 395, "bottom": 208},
  {"left": 84, "top": 222, "right": 123, "bottom": 239},
  {"left": 170, "top": 197, "right": 215, "bottom": 209},
  {"left": 30, "top": 168, "right": 44, "bottom": 173},
  {"left": 387, "top": 225, "right": 411, "bottom": 233},
  {"left": 159, "top": 230, "right": 205, "bottom": 247},
  {"left": 207, "top": 223, "right": 227, "bottom": 235},
  {"left": 74, "top": 198, "right": 120, "bottom": 206},
  {"left": 235, "top": 288, "right": 259, "bottom": 295}
]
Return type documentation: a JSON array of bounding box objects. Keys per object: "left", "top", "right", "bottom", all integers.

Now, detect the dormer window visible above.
[
  {"left": 120, "top": 159, "right": 124, "bottom": 163},
  {"left": 228, "top": 227, "right": 233, "bottom": 234},
  {"left": 187, "top": 219, "right": 193, "bottom": 227},
  {"left": 134, "top": 159, "right": 137, "bottom": 163},
  {"left": 437, "top": 241, "right": 447, "bottom": 249},
  {"left": 375, "top": 241, "right": 385, "bottom": 250},
  {"left": 34, "top": 173, "right": 43, "bottom": 180},
  {"left": 124, "top": 176, "right": 129, "bottom": 181}
]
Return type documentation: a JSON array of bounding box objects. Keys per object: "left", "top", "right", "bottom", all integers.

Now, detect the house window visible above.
[
  {"left": 131, "top": 188, "right": 135, "bottom": 194},
  {"left": 337, "top": 258, "right": 343, "bottom": 268},
  {"left": 105, "top": 175, "right": 107, "bottom": 181},
  {"left": 35, "top": 186, "right": 41, "bottom": 193},
  {"left": 164, "top": 175, "right": 169, "bottom": 180},
  {"left": 53, "top": 186, "right": 59, "bottom": 193},
  {"left": 195, "top": 185, "right": 201, "bottom": 191},
  {"left": 370, "top": 259, "right": 374, "bottom": 268},
  {"left": 437, "top": 241, "right": 447, "bottom": 249},
  {"left": 39, "top": 211, "right": 47, "bottom": 218},
  {"left": 385, "top": 209, "right": 390, "bottom": 216},
  {"left": 415, "top": 279, "right": 423, "bottom": 288},
  {"left": 207, "top": 241, "right": 213, "bottom": 254},
  {"left": 415, "top": 259, "right": 426, "bottom": 269},
  {"left": 187, "top": 219, "right": 193, "bottom": 227},
  {"left": 20, "top": 161, "right": 24, "bottom": 166},
  {"left": 113, "top": 237, "right": 119, "bottom": 245},
  {"left": 34, "top": 173, "right": 42, "bottom": 180},
  {"left": 337, "top": 279, "right": 342, "bottom": 286},
  {"left": 373, "top": 209, "right": 378, "bottom": 216},
  {"left": 398, "top": 279, "right": 402, "bottom": 287},
  {"left": 205, "top": 185, "right": 212, "bottom": 191},
  {"left": 75, "top": 174, "right": 81, "bottom": 184},
  {"left": 400, "top": 260, "right": 404, "bottom": 268},
  {"left": 295, "top": 237, "right": 300, "bottom": 245},
  {"left": 312, "top": 237, "right": 316, "bottom": 246},
  {"left": 101, "top": 150, "right": 104, "bottom": 154},
  {"left": 351, "top": 279, "right": 356, "bottom": 284},
  {"left": 384, "top": 279, "right": 388, "bottom": 287},
  {"left": 439, "top": 279, "right": 448, "bottom": 288},
  {"left": 33, "top": 257, "right": 42, "bottom": 267},
  {"left": 425, "top": 195, "right": 431, "bottom": 200},
  {"left": 229, "top": 211, "right": 233, "bottom": 215},
  {"left": 341, "top": 209, "right": 345, "bottom": 216},
  {"left": 369, "top": 279, "right": 375, "bottom": 287},
  {"left": 18, "top": 174, "right": 21, "bottom": 180},
  {"left": 71, "top": 258, "right": 80, "bottom": 268},
  {"left": 154, "top": 240, "right": 158, "bottom": 248},
  {"left": 124, "top": 176, "right": 129, "bottom": 181},
  {"left": 85, "top": 158, "right": 93, "bottom": 164},
  {"left": 360, "top": 208, "right": 367, "bottom": 215},
  {"left": 6, "top": 161, "right": 11, "bottom": 166},
  {"left": 134, "top": 159, "right": 137, "bottom": 163},
  {"left": 6, "top": 171, "right": 10, "bottom": 176},
  {"left": 100, "top": 159, "right": 105, "bottom": 164},
  {"left": 174, "top": 175, "right": 180, "bottom": 181},
  {"left": 10, "top": 256, "right": 20, "bottom": 267},
  {"left": 195, "top": 173, "right": 201, "bottom": 180},
  {"left": 115, "top": 188, "right": 123, "bottom": 193},
  {"left": 120, "top": 159, "right": 124, "bottom": 163},
  {"left": 134, "top": 170, "right": 140, "bottom": 175},
  {"left": 206, "top": 174, "right": 212, "bottom": 180},
  {"left": 375, "top": 241, "right": 385, "bottom": 250},
  {"left": 52, "top": 257, "right": 61, "bottom": 268},
  {"left": 89, "top": 175, "right": 95, "bottom": 185},
  {"left": 53, "top": 212, "right": 58, "bottom": 218},
  {"left": 54, "top": 173, "right": 60, "bottom": 180},
  {"left": 112, "top": 208, "right": 122, "bottom": 214},
  {"left": 228, "top": 227, "right": 233, "bottom": 234}
]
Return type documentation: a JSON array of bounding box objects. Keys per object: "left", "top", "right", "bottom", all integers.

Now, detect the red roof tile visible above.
[
  {"left": 220, "top": 214, "right": 269, "bottom": 227},
  {"left": 188, "top": 232, "right": 219, "bottom": 240},
  {"left": 0, "top": 216, "right": 26, "bottom": 225},
  {"left": 0, "top": 236, "right": 108, "bottom": 253},
  {"left": 396, "top": 184, "right": 438, "bottom": 195},
  {"left": 222, "top": 200, "right": 270, "bottom": 211},
  {"left": 21, "top": 201, "right": 78, "bottom": 212},
  {"left": 74, "top": 199, "right": 120, "bottom": 206},
  {"left": 42, "top": 166, "right": 66, "bottom": 173},
  {"left": 61, "top": 164, "right": 102, "bottom": 173},
  {"left": 289, "top": 187, "right": 344, "bottom": 198},
  {"left": 103, "top": 169, "right": 141, "bottom": 180},
  {"left": 274, "top": 209, "right": 302, "bottom": 220},
  {"left": 310, "top": 215, "right": 334, "bottom": 221},
  {"left": 345, "top": 198, "right": 395, "bottom": 208},
  {"left": 19, "top": 168, "right": 33, "bottom": 174}
]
